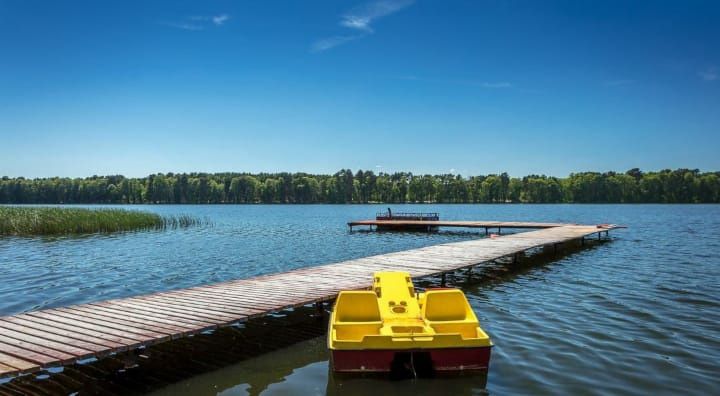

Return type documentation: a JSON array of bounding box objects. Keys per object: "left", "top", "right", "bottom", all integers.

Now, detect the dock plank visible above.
[
  {"left": 0, "top": 329, "right": 94, "bottom": 359},
  {"left": 0, "top": 322, "right": 113, "bottom": 354},
  {"left": 40, "top": 309, "right": 170, "bottom": 340},
  {"left": 24, "top": 312, "right": 155, "bottom": 343},
  {"left": 4, "top": 316, "right": 138, "bottom": 347},
  {"left": 0, "top": 352, "right": 39, "bottom": 373},
  {"left": 54, "top": 307, "right": 182, "bottom": 336},
  {"left": 0, "top": 337, "right": 75, "bottom": 364},
  {"left": 91, "top": 302, "right": 217, "bottom": 328},
  {"left": 105, "top": 299, "right": 231, "bottom": 325},
  {"left": 127, "top": 296, "right": 248, "bottom": 321},
  {"left": 69, "top": 305, "right": 204, "bottom": 332},
  {"left": 0, "top": 342, "right": 59, "bottom": 367}
]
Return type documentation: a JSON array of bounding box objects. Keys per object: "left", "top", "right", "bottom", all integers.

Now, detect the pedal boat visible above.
[{"left": 328, "top": 271, "right": 492, "bottom": 373}]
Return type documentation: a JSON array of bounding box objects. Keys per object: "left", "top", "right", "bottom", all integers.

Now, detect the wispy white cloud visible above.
[
  {"left": 212, "top": 14, "right": 230, "bottom": 25},
  {"left": 162, "top": 21, "right": 204, "bottom": 31},
  {"left": 311, "top": 35, "right": 362, "bottom": 52},
  {"left": 190, "top": 14, "right": 230, "bottom": 26},
  {"left": 164, "top": 14, "right": 230, "bottom": 30},
  {"left": 699, "top": 67, "right": 718, "bottom": 81},
  {"left": 341, "top": 16, "right": 374, "bottom": 32},
  {"left": 312, "top": 0, "right": 414, "bottom": 52},
  {"left": 340, "top": 0, "right": 414, "bottom": 32}
]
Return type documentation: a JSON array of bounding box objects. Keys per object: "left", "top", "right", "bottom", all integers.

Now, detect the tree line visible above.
[{"left": 1, "top": 168, "right": 718, "bottom": 204}]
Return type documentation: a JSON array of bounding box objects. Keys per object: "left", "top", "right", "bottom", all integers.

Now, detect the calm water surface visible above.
[{"left": 1, "top": 204, "right": 719, "bottom": 395}]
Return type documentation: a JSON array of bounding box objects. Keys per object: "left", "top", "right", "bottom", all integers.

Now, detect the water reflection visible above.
[
  {"left": 152, "top": 337, "right": 489, "bottom": 396},
  {"left": 328, "top": 371, "right": 488, "bottom": 396}
]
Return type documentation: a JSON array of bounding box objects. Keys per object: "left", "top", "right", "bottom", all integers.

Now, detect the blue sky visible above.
[{"left": 1, "top": 0, "right": 718, "bottom": 178}]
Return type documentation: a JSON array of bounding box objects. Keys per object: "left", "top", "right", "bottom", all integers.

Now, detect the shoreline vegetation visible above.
[
  {"left": 0, "top": 207, "right": 201, "bottom": 236},
  {"left": 1, "top": 168, "right": 718, "bottom": 204}
]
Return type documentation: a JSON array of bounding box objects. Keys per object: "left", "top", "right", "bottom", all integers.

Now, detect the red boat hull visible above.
[{"left": 331, "top": 346, "right": 491, "bottom": 373}]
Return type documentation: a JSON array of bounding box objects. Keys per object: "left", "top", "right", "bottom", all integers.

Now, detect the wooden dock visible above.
[
  {"left": 347, "top": 220, "right": 572, "bottom": 232},
  {"left": 0, "top": 223, "right": 621, "bottom": 380}
]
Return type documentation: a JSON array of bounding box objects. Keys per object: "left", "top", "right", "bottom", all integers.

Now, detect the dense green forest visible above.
[{"left": 1, "top": 168, "right": 718, "bottom": 204}]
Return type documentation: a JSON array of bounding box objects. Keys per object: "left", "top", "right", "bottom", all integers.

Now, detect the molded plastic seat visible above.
[
  {"left": 335, "top": 291, "right": 381, "bottom": 322},
  {"left": 332, "top": 291, "right": 382, "bottom": 341},
  {"left": 422, "top": 289, "right": 479, "bottom": 339}
]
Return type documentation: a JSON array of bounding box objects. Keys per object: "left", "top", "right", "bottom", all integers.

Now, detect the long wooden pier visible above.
[{"left": 0, "top": 223, "right": 621, "bottom": 380}]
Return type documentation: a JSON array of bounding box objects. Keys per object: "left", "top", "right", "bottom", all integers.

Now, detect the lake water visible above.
[{"left": 1, "top": 204, "right": 719, "bottom": 395}]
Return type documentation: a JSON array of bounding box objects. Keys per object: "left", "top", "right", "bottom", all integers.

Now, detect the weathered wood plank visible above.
[
  {"left": 71, "top": 305, "right": 206, "bottom": 332},
  {"left": 0, "top": 337, "right": 74, "bottom": 364},
  {"left": 169, "top": 289, "right": 290, "bottom": 311},
  {"left": 0, "top": 362, "right": 18, "bottom": 376},
  {"left": 91, "top": 301, "right": 217, "bottom": 328},
  {"left": 54, "top": 307, "right": 182, "bottom": 336},
  {"left": 41, "top": 309, "right": 170, "bottom": 340},
  {"left": 127, "top": 295, "right": 249, "bottom": 321},
  {"left": 0, "top": 329, "right": 94, "bottom": 359},
  {"left": 104, "top": 299, "right": 229, "bottom": 324},
  {"left": 3, "top": 316, "right": 138, "bottom": 347},
  {"left": 0, "top": 351, "right": 39, "bottom": 372},
  {"left": 24, "top": 312, "right": 155, "bottom": 343},
  {"left": 158, "top": 289, "right": 276, "bottom": 311},
  {"left": 0, "top": 321, "right": 113, "bottom": 354}
]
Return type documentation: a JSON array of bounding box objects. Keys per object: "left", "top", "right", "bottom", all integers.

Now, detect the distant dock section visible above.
[
  {"left": 372, "top": 210, "right": 441, "bottom": 231},
  {"left": 375, "top": 211, "right": 440, "bottom": 221},
  {"left": 348, "top": 218, "right": 574, "bottom": 233}
]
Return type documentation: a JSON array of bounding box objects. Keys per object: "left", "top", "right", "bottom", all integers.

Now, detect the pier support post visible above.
[
  {"left": 314, "top": 302, "right": 325, "bottom": 318},
  {"left": 440, "top": 273, "right": 447, "bottom": 287},
  {"left": 484, "top": 227, "right": 488, "bottom": 236}
]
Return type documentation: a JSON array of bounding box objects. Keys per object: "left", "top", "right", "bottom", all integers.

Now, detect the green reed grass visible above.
[{"left": 0, "top": 207, "right": 202, "bottom": 236}]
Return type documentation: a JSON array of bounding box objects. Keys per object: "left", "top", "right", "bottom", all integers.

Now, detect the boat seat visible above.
[
  {"left": 334, "top": 291, "right": 382, "bottom": 322},
  {"left": 422, "top": 289, "right": 479, "bottom": 339},
  {"left": 332, "top": 291, "right": 382, "bottom": 341}
]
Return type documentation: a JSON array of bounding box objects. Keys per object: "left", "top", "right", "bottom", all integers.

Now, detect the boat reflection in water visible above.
[{"left": 151, "top": 336, "right": 488, "bottom": 396}]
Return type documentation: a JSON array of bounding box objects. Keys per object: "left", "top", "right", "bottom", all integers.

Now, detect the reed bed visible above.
[{"left": 0, "top": 207, "right": 201, "bottom": 236}]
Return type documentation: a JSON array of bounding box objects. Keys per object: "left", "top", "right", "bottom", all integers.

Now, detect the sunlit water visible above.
[{"left": 1, "top": 204, "right": 719, "bottom": 395}]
